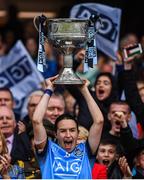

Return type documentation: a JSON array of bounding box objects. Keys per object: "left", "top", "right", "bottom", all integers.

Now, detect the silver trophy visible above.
[{"left": 34, "top": 16, "right": 89, "bottom": 84}]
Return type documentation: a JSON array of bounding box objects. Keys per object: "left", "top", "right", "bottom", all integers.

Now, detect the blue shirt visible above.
[{"left": 37, "top": 140, "right": 92, "bottom": 179}]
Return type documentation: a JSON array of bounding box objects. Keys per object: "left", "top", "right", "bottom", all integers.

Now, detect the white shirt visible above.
[{"left": 6, "top": 134, "right": 14, "bottom": 154}]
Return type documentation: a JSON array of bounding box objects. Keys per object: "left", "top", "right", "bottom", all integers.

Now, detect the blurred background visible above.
[{"left": 0, "top": 0, "right": 143, "bottom": 38}]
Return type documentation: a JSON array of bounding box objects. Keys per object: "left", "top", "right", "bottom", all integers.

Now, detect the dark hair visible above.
[
  {"left": 73, "top": 102, "right": 79, "bottom": 119},
  {"left": 99, "top": 138, "right": 125, "bottom": 156},
  {"left": 54, "top": 113, "right": 79, "bottom": 132},
  {"left": 94, "top": 72, "right": 118, "bottom": 103},
  {"left": 100, "top": 138, "right": 117, "bottom": 147},
  {"left": 0, "top": 87, "right": 14, "bottom": 100},
  {"left": 109, "top": 100, "right": 131, "bottom": 113},
  {"left": 134, "top": 144, "right": 144, "bottom": 158},
  {"left": 94, "top": 72, "right": 114, "bottom": 87}
]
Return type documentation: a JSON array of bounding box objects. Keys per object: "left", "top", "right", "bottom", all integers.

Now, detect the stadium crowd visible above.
[{"left": 0, "top": 3, "right": 144, "bottom": 179}]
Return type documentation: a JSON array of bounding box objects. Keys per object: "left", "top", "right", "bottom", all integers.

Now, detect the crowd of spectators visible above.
[{"left": 0, "top": 3, "right": 144, "bottom": 179}]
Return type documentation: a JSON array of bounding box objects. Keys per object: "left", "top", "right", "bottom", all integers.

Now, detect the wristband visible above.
[{"left": 44, "top": 89, "right": 53, "bottom": 97}]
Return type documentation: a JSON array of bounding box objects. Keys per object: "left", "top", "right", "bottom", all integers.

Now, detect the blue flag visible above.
[
  {"left": 0, "top": 40, "right": 44, "bottom": 118},
  {"left": 70, "top": 3, "right": 122, "bottom": 60}
]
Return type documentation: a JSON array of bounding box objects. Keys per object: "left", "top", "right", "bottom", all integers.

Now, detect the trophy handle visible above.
[
  {"left": 33, "top": 14, "right": 47, "bottom": 36},
  {"left": 91, "top": 14, "right": 103, "bottom": 34}
]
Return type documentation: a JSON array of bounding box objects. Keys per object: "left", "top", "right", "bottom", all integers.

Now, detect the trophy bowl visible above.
[{"left": 34, "top": 16, "right": 89, "bottom": 84}]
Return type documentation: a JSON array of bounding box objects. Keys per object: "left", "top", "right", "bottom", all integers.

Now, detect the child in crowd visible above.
[
  {"left": 92, "top": 138, "right": 132, "bottom": 179},
  {"left": 132, "top": 147, "right": 144, "bottom": 178}
]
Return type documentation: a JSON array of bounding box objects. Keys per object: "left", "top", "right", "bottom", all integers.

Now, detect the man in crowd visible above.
[
  {"left": 44, "top": 91, "right": 65, "bottom": 124},
  {"left": 102, "top": 101, "right": 131, "bottom": 140},
  {"left": 0, "top": 106, "right": 32, "bottom": 164},
  {"left": 0, "top": 87, "right": 20, "bottom": 121},
  {"left": 24, "top": 89, "right": 65, "bottom": 139}
]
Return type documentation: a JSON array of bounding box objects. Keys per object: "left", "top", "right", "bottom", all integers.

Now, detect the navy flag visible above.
[{"left": 70, "top": 3, "right": 122, "bottom": 60}]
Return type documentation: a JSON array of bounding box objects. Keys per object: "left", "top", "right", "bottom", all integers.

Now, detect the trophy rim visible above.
[
  {"left": 33, "top": 15, "right": 89, "bottom": 32},
  {"left": 47, "top": 18, "right": 89, "bottom": 23}
]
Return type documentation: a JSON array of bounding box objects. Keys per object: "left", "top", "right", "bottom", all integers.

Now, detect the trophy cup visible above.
[{"left": 34, "top": 16, "right": 89, "bottom": 84}]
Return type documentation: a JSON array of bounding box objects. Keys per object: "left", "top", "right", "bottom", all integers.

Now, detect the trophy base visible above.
[{"left": 54, "top": 68, "right": 83, "bottom": 85}]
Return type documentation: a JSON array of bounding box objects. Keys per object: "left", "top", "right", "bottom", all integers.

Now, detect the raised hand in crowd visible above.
[
  {"left": 118, "top": 156, "right": 132, "bottom": 179},
  {"left": 119, "top": 111, "right": 129, "bottom": 129},
  {"left": 0, "top": 130, "right": 25, "bottom": 179},
  {"left": 17, "top": 121, "right": 26, "bottom": 134},
  {"left": 102, "top": 100, "right": 131, "bottom": 138},
  {"left": 120, "top": 42, "right": 144, "bottom": 136},
  {"left": 122, "top": 43, "right": 142, "bottom": 70},
  {"left": 0, "top": 154, "right": 11, "bottom": 179}
]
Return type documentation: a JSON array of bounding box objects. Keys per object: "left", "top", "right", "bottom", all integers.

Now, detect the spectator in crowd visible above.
[
  {"left": 0, "top": 88, "right": 14, "bottom": 108},
  {"left": 120, "top": 33, "right": 138, "bottom": 49},
  {"left": 97, "top": 53, "right": 115, "bottom": 74},
  {"left": 73, "top": 49, "right": 116, "bottom": 88},
  {"left": 92, "top": 138, "right": 132, "bottom": 179},
  {"left": 120, "top": 46, "right": 144, "bottom": 138},
  {"left": 23, "top": 90, "right": 44, "bottom": 128},
  {"left": 92, "top": 162, "right": 107, "bottom": 179},
  {"left": 67, "top": 72, "right": 118, "bottom": 132},
  {"left": 18, "top": 91, "right": 43, "bottom": 179},
  {"left": 136, "top": 80, "right": 144, "bottom": 103},
  {"left": 17, "top": 130, "right": 41, "bottom": 179},
  {"left": 25, "top": 36, "right": 38, "bottom": 61},
  {"left": 0, "top": 87, "right": 20, "bottom": 122},
  {"left": 102, "top": 101, "right": 131, "bottom": 145},
  {"left": 117, "top": 33, "right": 139, "bottom": 96},
  {"left": 0, "top": 106, "right": 32, "bottom": 164},
  {"left": 32, "top": 76, "right": 104, "bottom": 178},
  {"left": 120, "top": 110, "right": 144, "bottom": 169},
  {"left": 0, "top": 130, "right": 25, "bottom": 179},
  {"left": 23, "top": 20, "right": 38, "bottom": 41},
  {"left": 23, "top": 88, "right": 65, "bottom": 141},
  {"left": 132, "top": 146, "right": 144, "bottom": 178},
  {"left": 44, "top": 91, "right": 65, "bottom": 125}
]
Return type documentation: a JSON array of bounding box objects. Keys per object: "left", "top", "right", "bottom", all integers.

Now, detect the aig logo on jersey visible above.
[{"left": 73, "top": 6, "right": 118, "bottom": 43}]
